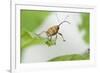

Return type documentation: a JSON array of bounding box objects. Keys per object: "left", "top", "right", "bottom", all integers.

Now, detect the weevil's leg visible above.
[
  {"left": 35, "top": 31, "right": 46, "bottom": 38},
  {"left": 55, "top": 34, "right": 57, "bottom": 41},
  {"left": 38, "top": 31, "right": 46, "bottom": 35},
  {"left": 49, "top": 36, "right": 52, "bottom": 41},
  {"left": 58, "top": 32, "right": 66, "bottom": 41},
  {"left": 47, "top": 36, "right": 50, "bottom": 40},
  {"left": 54, "top": 34, "right": 58, "bottom": 44}
]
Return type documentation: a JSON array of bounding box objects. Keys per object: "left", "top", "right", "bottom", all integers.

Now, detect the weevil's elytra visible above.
[{"left": 46, "top": 25, "right": 59, "bottom": 36}]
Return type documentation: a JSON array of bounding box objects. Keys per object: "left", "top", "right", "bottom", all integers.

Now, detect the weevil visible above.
[{"left": 38, "top": 20, "right": 70, "bottom": 44}]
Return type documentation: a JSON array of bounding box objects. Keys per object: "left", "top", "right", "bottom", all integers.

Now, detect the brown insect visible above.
[{"left": 38, "top": 20, "right": 70, "bottom": 43}]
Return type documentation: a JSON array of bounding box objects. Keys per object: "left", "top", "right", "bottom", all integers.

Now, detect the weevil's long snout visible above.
[{"left": 59, "top": 21, "right": 70, "bottom": 26}]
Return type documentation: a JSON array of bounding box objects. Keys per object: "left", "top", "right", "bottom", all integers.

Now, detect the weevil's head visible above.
[{"left": 55, "top": 25, "right": 60, "bottom": 29}]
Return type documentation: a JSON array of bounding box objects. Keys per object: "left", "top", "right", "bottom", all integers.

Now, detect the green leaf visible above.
[
  {"left": 20, "top": 10, "right": 50, "bottom": 49},
  {"left": 21, "top": 10, "right": 50, "bottom": 32},
  {"left": 45, "top": 40, "right": 56, "bottom": 46},
  {"left": 21, "top": 32, "right": 45, "bottom": 49},
  {"left": 48, "top": 53, "right": 89, "bottom": 61},
  {"left": 78, "top": 13, "right": 90, "bottom": 44},
  {"left": 21, "top": 32, "right": 57, "bottom": 49}
]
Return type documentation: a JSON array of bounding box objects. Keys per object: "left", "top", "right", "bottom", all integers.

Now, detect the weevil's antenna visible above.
[
  {"left": 58, "top": 15, "right": 70, "bottom": 26},
  {"left": 64, "top": 15, "right": 69, "bottom": 21},
  {"left": 56, "top": 13, "right": 60, "bottom": 23},
  {"left": 58, "top": 21, "right": 70, "bottom": 26}
]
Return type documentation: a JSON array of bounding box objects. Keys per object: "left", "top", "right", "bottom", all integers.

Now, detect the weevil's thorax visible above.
[{"left": 46, "top": 25, "right": 59, "bottom": 36}]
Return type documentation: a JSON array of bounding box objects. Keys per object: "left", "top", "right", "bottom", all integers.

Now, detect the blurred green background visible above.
[{"left": 20, "top": 10, "right": 90, "bottom": 63}]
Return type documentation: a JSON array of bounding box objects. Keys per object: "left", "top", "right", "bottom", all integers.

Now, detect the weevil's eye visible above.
[
  {"left": 57, "top": 26, "right": 59, "bottom": 29},
  {"left": 56, "top": 26, "right": 59, "bottom": 29}
]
